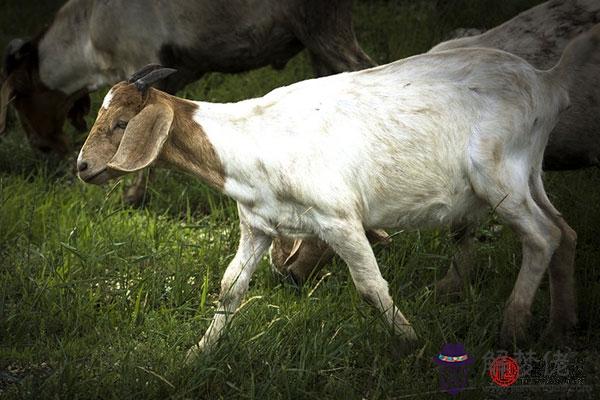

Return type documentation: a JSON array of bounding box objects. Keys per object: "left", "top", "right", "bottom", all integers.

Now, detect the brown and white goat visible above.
[
  {"left": 78, "top": 24, "right": 600, "bottom": 358},
  {"left": 272, "top": 0, "right": 600, "bottom": 293},
  {"left": 0, "top": 0, "right": 373, "bottom": 154}
]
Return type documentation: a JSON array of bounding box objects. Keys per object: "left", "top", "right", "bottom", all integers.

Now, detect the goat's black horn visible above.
[
  {"left": 127, "top": 64, "right": 165, "bottom": 83},
  {"left": 133, "top": 67, "right": 177, "bottom": 93}
]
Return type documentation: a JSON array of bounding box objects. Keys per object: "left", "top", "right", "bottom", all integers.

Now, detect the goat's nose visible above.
[{"left": 77, "top": 160, "right": 89, "bottom": 172}]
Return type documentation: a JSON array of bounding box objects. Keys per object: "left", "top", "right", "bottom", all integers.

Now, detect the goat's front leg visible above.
[
  {"left": 123, "top": 169, "right": 154, "bottom": 207},
  {"left": 186, "top": 221, "right": 271, "bottom": 361},
  {"left": 322, "top": 223, "right": 418, "bottom": 348}
]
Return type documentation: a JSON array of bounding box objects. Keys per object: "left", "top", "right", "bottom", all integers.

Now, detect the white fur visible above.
[
  {"left": 101, "top": 88, "right": 114, "bottom": 110},
  {"left": 192, "top": 50, "right": 563, "bottom": 237},
  {"left": 179, "top": 47, "right": 575, "bottom": 359}
]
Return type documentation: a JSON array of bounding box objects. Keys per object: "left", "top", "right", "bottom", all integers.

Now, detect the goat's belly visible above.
[
  {"left": 239, "top": 203, "right": 319, "bottom": 239},
  {"left": 363, "top": 178, "right": 483, "bottom": 230}
]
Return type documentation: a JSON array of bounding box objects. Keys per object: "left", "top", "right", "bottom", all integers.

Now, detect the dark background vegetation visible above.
[{"left": 1, "top": 0, "right": 598, "bottom": 399}]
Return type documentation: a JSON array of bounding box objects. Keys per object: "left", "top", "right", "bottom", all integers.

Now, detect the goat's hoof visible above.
[
  {"left": 499, "top": 313, "right": 531, "bottom": 349},
  {"left": 541, "top": 320, "right": 576, "bottom": 346},
  {"left": 434, "top": 276, "right": 464, "bottom": 300},
  {"left": 390, "top": 331, "right": 419, "bottom": 358}
]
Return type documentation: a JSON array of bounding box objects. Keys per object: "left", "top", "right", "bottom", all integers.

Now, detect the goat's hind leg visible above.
[
  {"left": 499, "top": 194, "right": 561, "bottom": 345},
  {"left": 322, "top": 223, "right": 417, "bottom": 350},
  {"left": 469, "top": 141, "right": 562, "bottom": 345},
  {"left": 530, "top": 175, "right": 577, "bottom": 340},
  {"left": 493, "top": 194, "right": 561, "bottom": 344}
]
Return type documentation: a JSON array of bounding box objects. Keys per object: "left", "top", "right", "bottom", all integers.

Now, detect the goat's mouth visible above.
[{"left": 79, "top": 167, "right": 109, "bottom": 184}]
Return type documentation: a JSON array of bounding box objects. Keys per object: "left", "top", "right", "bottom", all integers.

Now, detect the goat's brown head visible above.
[
  {"left": 77, "top": 65, "right": 177, "bottom": 184},
  {"left": 1, "top": 38, "right": 91, "bottom": 154}
]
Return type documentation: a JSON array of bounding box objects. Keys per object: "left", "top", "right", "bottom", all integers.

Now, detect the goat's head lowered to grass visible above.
[
  {"left": 77, "top": 66, "right": 178, "bottom": 184},
  {"left": 1, "top": 38, "right": 91, "bottom": 154}
]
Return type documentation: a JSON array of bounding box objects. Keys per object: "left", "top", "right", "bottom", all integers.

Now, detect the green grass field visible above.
[{"left": 1, "top": 1, "right": 599, "bottom": 398}]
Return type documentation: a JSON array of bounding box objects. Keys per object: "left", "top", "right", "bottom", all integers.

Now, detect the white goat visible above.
[
  {"left": 77, "top": 26, "right": 600, "bottom": 358},
  {"left": 270, "top": 0, "right": 600, "bottom": 314}
]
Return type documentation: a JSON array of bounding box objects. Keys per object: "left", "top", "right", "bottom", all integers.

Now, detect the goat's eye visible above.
[{"left": 115, "top": 120, "right": 128, "bottom": 130}]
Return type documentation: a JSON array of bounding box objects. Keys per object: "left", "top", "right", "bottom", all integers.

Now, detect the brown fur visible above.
[
  {"left": 158, "top": 94, "right": 225, "bottom": 190},
  {"left": 271, "top": 236, "right": 334, "bottom": 285},
  {"left": 79, "top": 83, "right": 225, "bottom": 189},
  {"left": 272, "top": 228, "right": 391, "bottom": 284},
  {"left": 1, "top": 34, "right": 88, "bottom": 153}
]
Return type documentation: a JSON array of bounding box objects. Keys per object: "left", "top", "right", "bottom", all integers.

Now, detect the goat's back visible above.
[{"left": 199, "top": 49, "right": 565, "bottom": 229}]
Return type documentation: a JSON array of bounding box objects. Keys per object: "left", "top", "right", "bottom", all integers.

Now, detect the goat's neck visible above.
[
  {"left": 159, "top": 96, "right": 226, "bottom": 191},
  {"left": 159, "top": 93, "right": 284, "bottom": 204}
]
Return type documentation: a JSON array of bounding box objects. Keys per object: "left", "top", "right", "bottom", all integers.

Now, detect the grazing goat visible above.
[
  {"left": 0, "top": 0, "right": 373, "bottom": 155},
  {"left": 78, "top": 25, "right": 600, "bottom": 357},
  {"left": 272, "top": 0, "right": 600, "bottom": 293}
]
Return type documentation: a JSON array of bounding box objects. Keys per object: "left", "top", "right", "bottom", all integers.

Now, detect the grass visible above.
[{"left": 1, "top": 0, "right": 599, "bottom": 398}]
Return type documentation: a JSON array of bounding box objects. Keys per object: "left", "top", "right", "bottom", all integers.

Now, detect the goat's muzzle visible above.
[{"left": 78, "top": 166, "right": 109, "bottom": 184}]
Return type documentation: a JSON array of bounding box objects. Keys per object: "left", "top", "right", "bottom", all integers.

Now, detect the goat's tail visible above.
[{"left": 549, "top": 23, "right": 600, "bottom": 85}]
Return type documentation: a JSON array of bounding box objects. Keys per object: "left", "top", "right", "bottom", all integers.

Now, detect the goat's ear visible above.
[
  {"left": 67, "top": 94, "right": 91, "bottom": 132},
  {"left": 0, "top": 76, "right": 14, "bottom": 136},
  {"left": 107, "top": 103, "right": 174, "bottom": 173}
]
